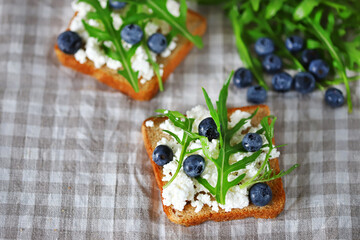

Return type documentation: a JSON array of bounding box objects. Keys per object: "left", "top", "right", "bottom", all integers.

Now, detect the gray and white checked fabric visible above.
[{"left": 1, "top": 0, "right": 359, "bottom": 239}]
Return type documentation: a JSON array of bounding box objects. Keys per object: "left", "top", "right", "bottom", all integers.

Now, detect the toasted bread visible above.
[
  {"left": 55, "top": 10, "right": 206, "bottom": 101},
  {"left": 141, "top": 105, "right": 285, "bottom": 226}
]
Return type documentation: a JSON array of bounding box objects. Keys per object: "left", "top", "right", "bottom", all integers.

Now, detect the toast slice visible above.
[
  {"left": 141, "top": 105, "right": 285, "bottom": 226},
  {"left": 55, "top": 10, "right": 206, "bottom": 101}
]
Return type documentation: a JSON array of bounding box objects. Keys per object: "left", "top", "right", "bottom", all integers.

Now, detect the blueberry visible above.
[
  {"left": 272, "top": 72, "right": 293, "bottom": 92},
  {"left": 301, "top": 49, "right": 319, "bottom": 67},
  {"left": 255, "top": 37, "right": 275, "bottom": 56},
  {"left": 233, "top": 68, "right": 253, "bottom": 88},
  {"left": 152, "top": 145, "right": 173, "bottom": 166},
  {"left": 262, "top": 54, "right": 282, "bottom": 73},
  {"left": 57, "top": 31, "right": 82, "bottom": 54},
  {"left": 121, "top": 24, "right": 143, "bottom": 45},
  {"left": 242, "top": 133, "right": 263, "bottom": 152},
  {"left": 109, "top": 0, "right": 126, "bottom": 9},
  {"left": 294, "top": 72, "right": 316, "bottom": 94},
  {"left": 249, "top": 183, "right": 272, "bottom": 206},
  {"left": 285, "top": 35, "right": 304, "bottom": 53},
  {"left": 147, "top": 33, "right": 167, "bottom": 54},
  {"left": 325, "top": 88, "right": 345, "bottom": 108},
  {"left": 247, "top": 85, "right": 267, "bottom": 104},
  {"left": 308, "top": 59, "right": 329, "bottom": 79},
  {"left": 198, "top": 117, "right": 219, "bottom": 142},
  {"left": 183, "top": 155, "right": 205, "bottom": 178}
]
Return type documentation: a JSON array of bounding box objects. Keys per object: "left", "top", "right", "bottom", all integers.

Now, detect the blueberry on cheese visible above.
[
  {"left": 242, "top": 133, "right": 263, "bottom": 152},
  {"left": 308, "top": 59, "right": 329, "bottom": 79},
  {"left": 153, "top": 145, "right": 173, "bottom": 166},
  {"left": 262, "top": 54, "right": 282, "bottom": 73},
  {"left": 183, "top": 155, "right": 205, "bottom": 178},
  {"left": 285, "top": 35, "right": 304, "bottom": 53},
  {"left": 109, "top": 0, "right": 126, "bottom": 9},
  {"left": 254, "top": 37, "right": 275, "bottom": 56},
  {"left": 57, "top": 31, "right": 82, "bottom": 54},
  {"left": 294, "top": 72, "right": 316, "bottom": 94},
  {"left": 247, "top": 85, "right": 267, "bottom": 104},
  {"left": 325, "top": 88, "right": 345, "bottom": 108},
  {"left": 121, "top": 24, "right": 144, "bottom": 45},
  {"left": 147, "top": 33, "right": 168, "bottom": 54},
  {"left": 249, "top": 183, "right": 272, "bottom": 206},
  {"left": 198, "top": 117, "right": 219, "bottom": 142},
  {"left": 233, "top": 68, "right": 253, "bottom": 88},
  {"left": 272, "top": 72, "right": 293, "bottom": 92}
]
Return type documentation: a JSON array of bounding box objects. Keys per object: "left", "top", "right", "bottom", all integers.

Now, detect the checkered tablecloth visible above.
[{"left": 1, "top": 0, "right": 359, "bottom": 239}]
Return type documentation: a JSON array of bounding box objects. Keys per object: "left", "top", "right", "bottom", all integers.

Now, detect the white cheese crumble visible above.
[
  {"left": 69, "top": 0, "right": 179, "bottom": 84},
  {"left": 145, "top": 120, "right": 154, "bottom": 127},
  {"left": 167, "top": 0, "right": 180, "bottom": 17},
  {"left": 158, "top": 105, "right": 280, "bottom": 212}
]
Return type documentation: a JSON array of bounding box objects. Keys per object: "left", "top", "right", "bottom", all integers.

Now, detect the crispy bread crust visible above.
[
  {"left": 141, "top": 105, "right": 286, "bottom": 226},
  {"left": 54, "top": 10, "right": 207, "bottom": 101}
]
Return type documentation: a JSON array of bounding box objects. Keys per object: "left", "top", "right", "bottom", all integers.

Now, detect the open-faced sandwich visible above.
[
  {"left": 55, "top": 0, "right": 206, "bottom": 100},
  {"left": 142, "top": 73, "right": 298, "bottom": 226}
]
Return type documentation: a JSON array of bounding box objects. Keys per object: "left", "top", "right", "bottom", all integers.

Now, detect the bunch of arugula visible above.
[
  {"left": 192, "top": 0, "right": 360, "bottom": 113},
  {"left": 78, "top": 0, "right": 203, "bottom": 92},
  {"left": 156, "top": 72, "right": 298, "bottom": 205}
]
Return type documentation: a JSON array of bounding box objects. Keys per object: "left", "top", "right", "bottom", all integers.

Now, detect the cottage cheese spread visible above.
[
  {"left": 158, "top": 105, "right": 280, "bottom": 212},
  {"left": 69, "top": 0, "right": 180, "bottom": 83}
]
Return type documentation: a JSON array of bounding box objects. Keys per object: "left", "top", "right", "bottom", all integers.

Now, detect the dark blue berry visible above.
[
  {"left": 57, "top": 31, "right": 82, "bottom": 54},
  {"left": 109, "top": 0, "right": 126, "bottom": 9},
  {"left": 198, "top": 117, "right": 219, "bottom": 142},
  {"left": 121, "top": 24, "right": 143, "bottom": 45},
  {"left": 262, "top": 54, "right": 282, "bottom": 73},
  {"left": 183, "top": 155, "right": 205, "bottom": 178},
  {"left": 308, "top": 59, "right": 329, "bottom": 79},
  {"left": 249, "top": 183, "right": 272, "bottom": 206},
  {"left": 247, "top": 85, "right": 267, "bottom": 104},
  {"left": 242, "top": 133, "right": 263, "bottom": 152},
  {"left": 255, "top": 37, "right": 275, "bottom": 56},
  {"left": 233, "top": 68, "right": 253, "bottom": 88},
  {"left": 301, "top": 49, "right": 319, "bottom": 67},
  {"left": 272, "top": 72, "right": 293, "bottom": 92},
  {"left": 294, "top": 72, "right": 316, "bottom": 94},
  {"left": 152, "top": 145, "right": 173, "bottom": 166},
  {"left": 325, "top": 88, "right": 345, "bottom": 108},
  {"left": 147, "top": 33, "right": 167, "bottom": 54},
  {"left": 285, "top": 35, "right": 304, "bottom": 53}
]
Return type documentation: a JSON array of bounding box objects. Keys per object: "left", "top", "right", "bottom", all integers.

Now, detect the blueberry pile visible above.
[{"left": 233, "top": 36, "right": 345, "bottom": 108}]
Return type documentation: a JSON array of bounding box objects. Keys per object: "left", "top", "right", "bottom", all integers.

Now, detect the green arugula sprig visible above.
[
  {"left": 79, "top": 0, "right": 140, "bottom": 91},
  {"left": 192, "top": 0, "right": 360, "bottom": 112},
  {"left": 157, "top": 72, "right": 298, "bottom": 205}
]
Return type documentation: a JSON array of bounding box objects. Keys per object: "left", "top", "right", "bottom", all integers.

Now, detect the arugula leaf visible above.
[
  {"left": 123, "top": 0, "right": 203, "bottom": 48},
  {"left": 265, "top": 0, "right": 284, "bottom": 19},
  {"left": 79, "top": 0, "right": 140, "bottom": 92},
  {"left": 293, "top": 0, "right": 320, "bottom": 21}
]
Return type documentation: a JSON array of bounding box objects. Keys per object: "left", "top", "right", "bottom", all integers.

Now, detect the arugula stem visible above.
[
  {"left": 323, "top": 75, "right": 360, "bottom": 85},
  {"left": 305, "top": 17, "right": 353, "bottom": 112},
  {"left": 229, "top": 6, "right": 268, "bottom": 89},
  {"left": 143, "top": 41, "right": 164, "bottom": 91},
  {"left": 163, "top": 134, "right": 190, "bottom": 188},
  {"left": 146, "top": 0, "right": 203, "bottom": 48}
]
